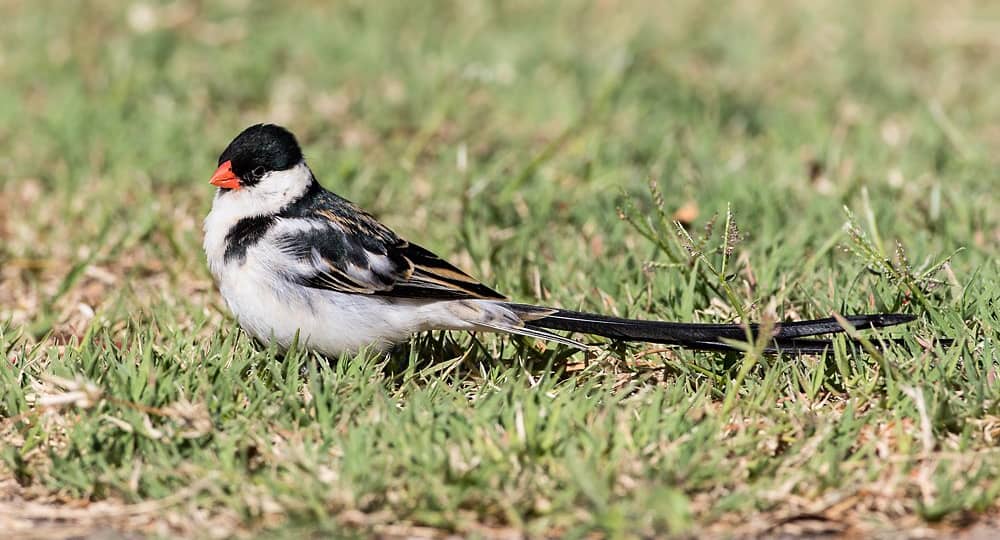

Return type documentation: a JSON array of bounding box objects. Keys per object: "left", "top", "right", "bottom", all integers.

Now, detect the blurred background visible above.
[
  {"left": 2, "top": 0, "right": 997, "bottom": 339},
  {"left": 1, "top": 1, "right": 999, "bottom": 536},
  {"left": 2, "top": 1, "right": 997, "bottom": 338}
]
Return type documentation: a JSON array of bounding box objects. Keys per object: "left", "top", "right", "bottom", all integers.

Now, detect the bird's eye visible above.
[{"left": 252, "top": 166, "right": 266, "bottom": 179}]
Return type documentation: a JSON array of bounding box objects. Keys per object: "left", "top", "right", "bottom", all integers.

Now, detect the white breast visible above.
[{"left": 203, "top": 162, "right": 314, "bottom": 279}]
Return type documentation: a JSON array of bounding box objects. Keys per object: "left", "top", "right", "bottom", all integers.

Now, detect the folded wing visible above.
[{"left": 273, "top": 196, "right": 506, "bottom": 301}]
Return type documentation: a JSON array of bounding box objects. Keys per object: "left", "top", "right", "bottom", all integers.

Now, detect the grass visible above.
[{"left": 1, "top": 0, "right": 998, "bottom": 537}]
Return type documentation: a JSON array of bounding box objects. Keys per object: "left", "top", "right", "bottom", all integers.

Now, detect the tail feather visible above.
[
  {"left": 684, "top": 337, "right": 916, "bottom": 355},
  {"left": 475, "top": 319, "right": 591, "bottom": 350},
  {"left": 505, "top": 303, "right": 922, "bottom": 355}
]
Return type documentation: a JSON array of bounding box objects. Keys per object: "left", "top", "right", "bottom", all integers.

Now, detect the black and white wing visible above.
[{"left": 273, "top": 192, "right": 505, "bottom": 301}]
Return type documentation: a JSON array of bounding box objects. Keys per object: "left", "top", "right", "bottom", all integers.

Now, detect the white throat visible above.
[
  {"left": 213, "top": 161, "right": 313, "bottom": 220},
  {"left": 203, "top": 161, "right": 313, "bottom": 273}
]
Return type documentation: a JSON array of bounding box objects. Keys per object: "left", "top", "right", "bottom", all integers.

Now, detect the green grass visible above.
[{"left": 1, "top": 0, "right": 998, "bottom": 537}]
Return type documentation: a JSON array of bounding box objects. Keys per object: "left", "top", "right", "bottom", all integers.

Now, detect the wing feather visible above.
[{"left": 273, "top": 202, "right": 504, "bottom": 301}]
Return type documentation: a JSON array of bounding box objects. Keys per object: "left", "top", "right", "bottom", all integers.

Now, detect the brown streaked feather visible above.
[
  {"left": 399, "top": 243, "right": 506, "bottom": 300},
  {"left": 413, "top": 263, "right": 483, "bottom": 285},
  {"left": 315, "top": 208, "right": 347, "bottom": 226},
  {"left": 406, "top": 272, "right": 498, "bottom": 299}
]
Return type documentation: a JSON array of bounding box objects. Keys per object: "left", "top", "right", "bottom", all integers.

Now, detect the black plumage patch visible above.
[
  {"left": 217, "top": 124, "right": 304, "bottom": 187},
  {"left": 224, "top": 214, "right": 277, "bottom": 263}
]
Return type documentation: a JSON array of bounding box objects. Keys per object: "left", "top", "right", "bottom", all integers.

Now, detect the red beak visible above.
[{"left": 210, "top": 160, "right": 241, "bottom": 190}]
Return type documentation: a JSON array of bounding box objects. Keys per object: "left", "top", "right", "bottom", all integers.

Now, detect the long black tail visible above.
[{"left": 510, "top": 304, "right": 926, "bottom": 355}]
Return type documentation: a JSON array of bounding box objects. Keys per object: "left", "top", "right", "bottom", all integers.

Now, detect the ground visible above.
[{"left": 1, "top": 0, "right": 998, "bottom": 538}]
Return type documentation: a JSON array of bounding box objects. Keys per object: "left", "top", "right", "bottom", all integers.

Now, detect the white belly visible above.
[{"left": 215, "top": 262, "right": 420, "bottom": 354}]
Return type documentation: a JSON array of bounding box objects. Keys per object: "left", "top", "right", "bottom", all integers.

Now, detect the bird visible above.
[{"left": 203, "top": 124, "right": 919, "bottom": 357}]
